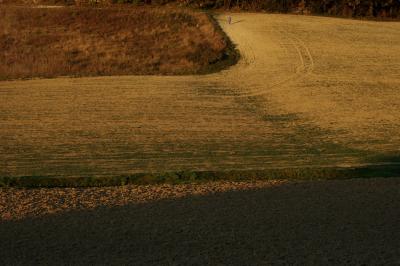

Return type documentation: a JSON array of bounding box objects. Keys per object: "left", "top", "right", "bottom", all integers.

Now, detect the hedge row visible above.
[
  {"left": 74, "top": 0, "right": 400, "bottom": 18},
  {"left": 3, "top": 0, "right": 400, "bottom": 18}
]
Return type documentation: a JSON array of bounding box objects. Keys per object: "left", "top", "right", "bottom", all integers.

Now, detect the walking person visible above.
[{"left": 227, "top": 16, "right": 232, "bottom": 24}]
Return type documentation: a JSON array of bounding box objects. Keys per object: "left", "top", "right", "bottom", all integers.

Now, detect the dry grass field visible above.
[
  {"left": 1, "top": 11, "right": 400, "bottom": 264},
  {"left": 0, "top": 6, "right": 233, "bottom": 79},
  {"left": 1, "top": 13, "right": 399, "bottom": 180}
]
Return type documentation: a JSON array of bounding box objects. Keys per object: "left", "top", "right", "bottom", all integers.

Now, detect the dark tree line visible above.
[
  {"left": 115, "top": 0, "right": 400, "bottom": 18},
  {"left": 31, "top": 0, "right": 400, "bottom": 18},
  {"left": 178, "top": 0, "right": 400, "bottom": 18}
]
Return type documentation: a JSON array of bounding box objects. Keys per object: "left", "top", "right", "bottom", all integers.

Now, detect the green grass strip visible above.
[{"left": 1, "top": 164, "right": 399, "bottom": 188}]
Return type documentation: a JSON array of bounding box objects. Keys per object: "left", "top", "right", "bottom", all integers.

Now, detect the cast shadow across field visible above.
[{"left": 1, "top": 178, "right": 400, "bottom": 265}]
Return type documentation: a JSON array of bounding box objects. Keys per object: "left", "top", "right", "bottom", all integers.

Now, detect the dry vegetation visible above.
[
  {"left": 1, "top": 13, "right": 399, "bottom": 181},
  {"left": 0, "top": 6, "right": 234, "bottom": 80}
]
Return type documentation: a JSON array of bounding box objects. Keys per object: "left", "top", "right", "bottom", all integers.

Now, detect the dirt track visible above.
[{"left": 1, "top": 13, "right": 400, "bottom": 177}]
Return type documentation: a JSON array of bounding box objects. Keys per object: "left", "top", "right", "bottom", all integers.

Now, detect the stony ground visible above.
[
  {"left": 0, "top": 180, "right": 288, "bottom": 220},
  {"left": 1, "top": 178, "right": 400, "bottom": 264}
]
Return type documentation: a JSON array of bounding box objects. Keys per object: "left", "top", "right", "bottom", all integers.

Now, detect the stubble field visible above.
[{"left": 0, "top": 12, "right": 400, "bottom": 181}]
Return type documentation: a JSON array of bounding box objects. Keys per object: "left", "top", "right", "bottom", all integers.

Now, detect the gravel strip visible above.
[
  {"left": 1, "top": 178, "right": 400, "bottom": 265},
  {"left": 0, "top": 180, "right": 288, "bottom": 221}
]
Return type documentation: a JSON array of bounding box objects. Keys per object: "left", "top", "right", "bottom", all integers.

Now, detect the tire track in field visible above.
[
  {"left": 232, "top": 28, "right": 315, "bottom": 98},
  {"left": 198, "top": 23, "right": 315, "bottom": 99}
]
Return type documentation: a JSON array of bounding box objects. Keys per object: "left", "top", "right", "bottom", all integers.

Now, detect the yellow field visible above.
[{"left": 1, "top": 13, "right": 400, "bottom": 178}]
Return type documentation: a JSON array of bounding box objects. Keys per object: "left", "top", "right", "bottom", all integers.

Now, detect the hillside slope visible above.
[
  {"left": 1, "top": 13, "right": 400, "bottom": 180},
  {"left": 0, "top": 6, "right": 237, "bottom": 80}
]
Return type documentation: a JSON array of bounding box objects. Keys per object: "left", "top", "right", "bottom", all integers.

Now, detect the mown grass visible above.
[
  {"left": 0, "top": 5, "right": 238, "bottom": 80},
  {"left": 1, "top": 165, "right": 399, "bottom": 188}
]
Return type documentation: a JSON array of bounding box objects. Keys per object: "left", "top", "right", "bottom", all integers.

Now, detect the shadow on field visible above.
[{"left": 1, "top": 178, "right": 400, "bottom": 265}]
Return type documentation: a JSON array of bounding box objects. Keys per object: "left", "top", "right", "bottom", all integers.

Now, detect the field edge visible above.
[
  {"left": 0, "top": 7, "right": 240, "bottom": 80},
  {"left": 1, "top": 165, "right": 399, "bottom": 188},
  {"left": 195, "top": 12, "right": 240, "bottom": 75}
]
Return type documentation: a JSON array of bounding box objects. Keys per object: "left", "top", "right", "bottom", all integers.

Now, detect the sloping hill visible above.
[
  {"left": 0, "top": 6, "right": 237, "bottom": 80},
  {"left": 1, "top": 13, "right": 400, "bottom": 181}
]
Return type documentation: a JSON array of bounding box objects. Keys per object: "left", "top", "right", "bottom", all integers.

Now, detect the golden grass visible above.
[
  {"left": 220, "top": 14, "right": 400, "bottom": 153},
  {"left": 0, "top": 13, "right": 399, "bottom": 182},
  {"left": 0, "top": 6, "right": 232, "bottom": 80}
]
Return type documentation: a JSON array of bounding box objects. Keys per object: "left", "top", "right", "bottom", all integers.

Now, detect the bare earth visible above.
[
  {"left": 0, "top": 180, "right": 288, "bottom": 220},
  {"left": 1, "top": 178, "right": 400, "bottom": 264}
]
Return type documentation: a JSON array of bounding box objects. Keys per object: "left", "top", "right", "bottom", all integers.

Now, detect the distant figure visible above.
[{"left": 228, "top": 16, "right": 232, "bottom": 24}]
